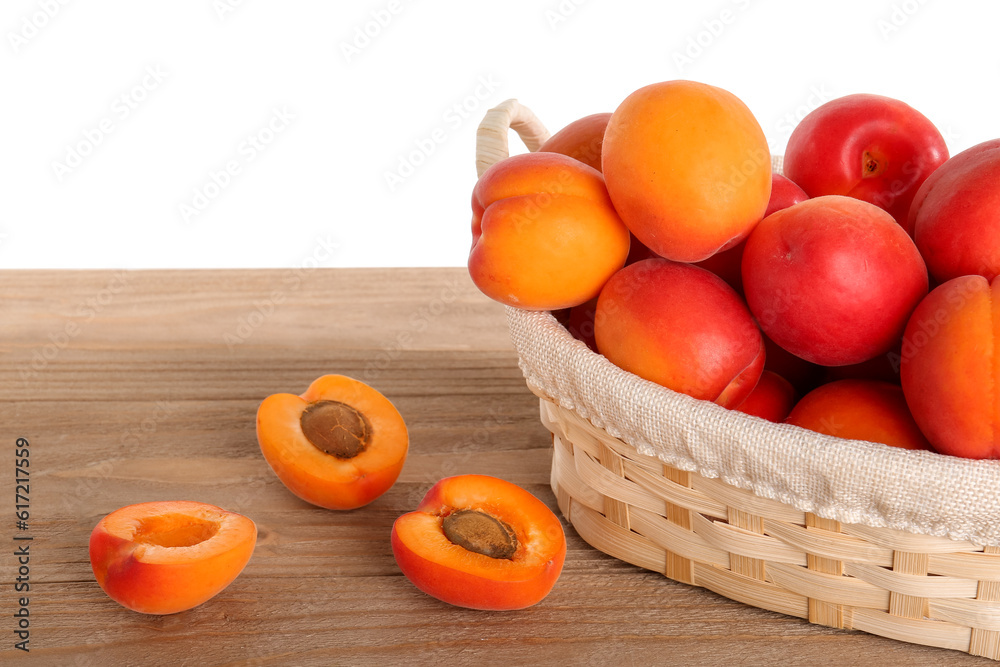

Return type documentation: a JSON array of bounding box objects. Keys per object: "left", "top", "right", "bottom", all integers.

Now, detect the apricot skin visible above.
[
  {"left": 910, "top": 139, "right": 1000, "bottom": 283},
  {"left": 900, "top": 276, "right": 1000, "bottom": 459},
  {"left": 594, "top": 259, "right": 765, "bottom": 408},
  {"left": 89, "top": 501, "right": 257, "bottom": 615},
  {"left": 742, "top": 195, "right": 928, "bottom": 367},
  {"left": 785, "top": 379, "right": 931, "bottom": 450},
  {"left": 734, "top": 370, "right": 797, "bottom": 423},
  {"left": 469, "top": 152, "right": 630, "bottom": 310},
  {"left": 602, "top": 80, "right": 771, "bottom": 263},
  {"left": 391, "top": 475, "right": 565, "bottom": 611},
  {"left": 538, "top": 112, "right": 611, "bottom": 172},
  {"left": 784, "top": 93, "right": 948, "bottom": 227}
]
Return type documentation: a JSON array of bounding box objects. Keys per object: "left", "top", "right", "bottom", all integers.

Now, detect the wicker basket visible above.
[{"left": 476, "top": 99, "right": 1000, "bottom": 660}]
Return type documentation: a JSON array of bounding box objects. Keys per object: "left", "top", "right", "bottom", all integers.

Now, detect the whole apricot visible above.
[
  {"left": 594, "top": 258, "right": 764, "bottom": 408},
  {"left": 900, "top": 275, "right": 1000, "bottom": 459},
  {"left": 910, "top": 139, "right": 1000, "bottom": 282},
  {"left": 538, "top": 112, "right": 611, "bottom": 172},
  {"left": 602, "top": 80, "right": 771, "bottom": 262},
  {"left": 742, "top": 195, "right": 928, "bottom": 366},
  {"left": 469, "top": 151, "right": 630, "bottom": 310}
]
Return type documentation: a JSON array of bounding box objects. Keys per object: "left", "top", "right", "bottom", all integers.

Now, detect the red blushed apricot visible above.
[
  {"left": 391, "top": 475, "right": 565, "bottom": 611},
  {"left": 89, "top": 501, "right": 256, "bottom": 615},
  {"left": 256, "top": 374, "right": 408, "bottom": 510},
  {"left": 734, "top": 370, "right": 797, "bottom": 423},
  {"left": 469, "top": 151, "right": 630, "bottom": 310},
  {"left": 594, "top": 259, "right": 765, "bottom": 408},
  {"left": 785, "top": 379, "right": 931, "bottom": 450},
  {"left": 900, "top": 276, "right": 1000, "bottom": 459},
  {"left": 538, "top": 112, "right": 611, "bottom": 172},
  {"left": 602, "top": 80, "right": 771, "bottom": 262},
  {"left": 742, "top": 195, "right": 928, "bottom": 366},
  {"left": 910, "top": 139, "right": 1000, "bottom": 282},
  {"left": 784, "top": 93, "right": 948, "bottom": 228}
]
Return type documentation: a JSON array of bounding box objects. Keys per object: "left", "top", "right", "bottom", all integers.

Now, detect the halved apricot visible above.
[
  {"left": 391, "top": 474, "right": 566, "bottom": 611},
  {"left": 89, "top": 501, "right": 257, "bottom": 615},
  {"left": 256, "top": 374, "right": 408, "bottom": 510}
]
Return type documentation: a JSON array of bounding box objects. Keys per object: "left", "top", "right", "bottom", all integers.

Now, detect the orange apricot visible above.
[
  {"left": 391, "top": 475, "right": 565, "bottom": 611},
  {"left": 469, "top": 151, "right": 630, "bottom": 310},
  {"left": 900, "top": 275, "right": 1000, "bottom": 459},
  {"left": 602, "top": 80, "right": 771, "bottom": 262},
  {"left": 594, "top": 259, "right": 765, "bottom": 408},
  {"left": 785, "top": 379, "right": 931, "bottom": 450},
  {"left": 89, "top": 501, "right": 257, "bottom": 614},
  {"left": 256, "top": 374, "right": 408, "bottom": 510},
  {"left": 537, "top": 112, "right": 612, "bottom": 171}
]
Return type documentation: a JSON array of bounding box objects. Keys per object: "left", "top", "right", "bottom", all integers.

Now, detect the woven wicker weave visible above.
[{"left": 476, "top": 98, "right": 1000, "bottom": 660}]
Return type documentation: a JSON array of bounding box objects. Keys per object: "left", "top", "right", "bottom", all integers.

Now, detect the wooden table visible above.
[{"left": 0, "top": 268, "right": 989, "bottom": 665}]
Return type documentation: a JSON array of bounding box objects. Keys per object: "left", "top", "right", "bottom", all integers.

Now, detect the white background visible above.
[{"left": 2, "top": 0, "right": 997, "bottom": 269}]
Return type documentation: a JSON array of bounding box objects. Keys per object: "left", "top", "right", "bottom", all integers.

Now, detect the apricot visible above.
[
  {"left": 537, "top": 112, "right": 611, "bottom": 172},
  {"left": 391, "top": 474, "right": 565, "bottom": 611},
  {"left": 468, "top": 151, "right": 630, "bottom": 310},
  {"left": 256, "top": 374, "right": 408, "bottom": 510},
  {"left": 910, "top": 139, "right": 1000, "bottom": 282},
  {"left": 742, "top": 195, "right": 928, "bottom": 366},
  {"left": 783, "top": 93, "right": 948, "bottom": 228},
  {"left": 785, "top": 379, "right": 931, "bottom": 450},
  {"left": 594, "top": 258, "right": 765, "bottom": 408},
  {"left": 89, "top": 501, "right": 257, "bottom": 614},
  {"left": 734, "top": 370, "right": 797, "bottom": 423},
  {"left": 602, "top": 80, "right": 771, "bottom": 262},
  {"left": 900, "top": 275, "right": 1000, "bottom": 459}
]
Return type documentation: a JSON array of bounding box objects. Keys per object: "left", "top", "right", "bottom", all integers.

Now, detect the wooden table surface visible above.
[{"left": 0, "top": 268, "right": 991, "bottom": 666}]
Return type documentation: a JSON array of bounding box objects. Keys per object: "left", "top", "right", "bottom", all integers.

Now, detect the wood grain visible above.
[{"left": 0, "top": 268, "right": 990, "bottom": 665}]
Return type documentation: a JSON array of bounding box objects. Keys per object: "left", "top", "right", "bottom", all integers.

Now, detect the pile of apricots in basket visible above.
[{"left": 470, "top": 79, "right": 1000, "bottom": 462}]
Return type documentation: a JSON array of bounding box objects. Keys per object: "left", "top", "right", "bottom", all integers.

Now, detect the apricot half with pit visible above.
[{"left": 256, "top": 374, "right": 408, "bottom": 510}]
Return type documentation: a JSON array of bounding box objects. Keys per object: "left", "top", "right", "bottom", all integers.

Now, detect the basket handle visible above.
[{"left": 475, "top": 99, "right": 551, "bottom": 178}]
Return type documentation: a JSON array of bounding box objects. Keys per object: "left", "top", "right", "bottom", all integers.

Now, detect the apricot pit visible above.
[
  {"left": 442, "top": 509, "right": 518, "bottom": 560},
  {"left": 300, "top": 400, "right": 372, "bottom": 459}
]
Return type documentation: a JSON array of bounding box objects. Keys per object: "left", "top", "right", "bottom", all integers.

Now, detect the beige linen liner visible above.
[
  {"left": 479, "top": 98, "right": 1000, "bottom": 659},
  {"left": 507, "top": 305, "right": 1000, "bottom": 547}
]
